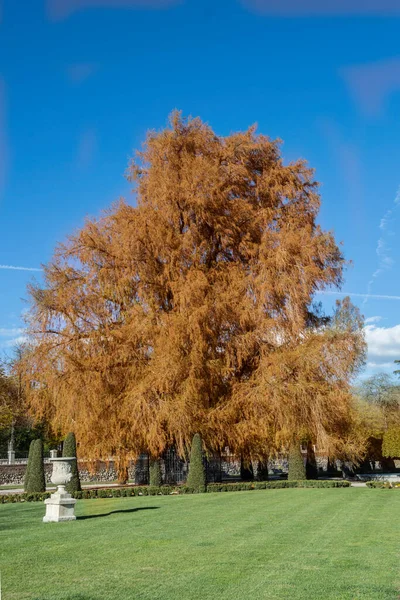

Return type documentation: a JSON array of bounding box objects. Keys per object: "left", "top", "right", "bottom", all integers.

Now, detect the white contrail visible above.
[
  {"left": 318, "top": 291, "right": 400, "bottom": 301},
  {"left": 0, "top": 264, "right": 42, "bottom": 272},
  {"left": 363, "top": 186, "right": 400, "bottom": 305}
]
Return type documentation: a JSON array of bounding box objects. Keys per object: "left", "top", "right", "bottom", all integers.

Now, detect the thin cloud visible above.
[
  {"left": 76, "top": 128, "right": 97, "bottom": 169},
  {"left": 365, "top": 316, "right": 383, "bottom": 324},
  {"left": 318, "top": 291, "right": 400, "bottom": 301},
  {"left": 363, "top": 187, "right": 400, "bottom": 306},
  {"left": 241, "top": 0, "right": 400, "bottom": 16},
  {"left": 67, "top": 63, "right": 98, "bottom": 85},
  {"left": 47, "top": 0, "right": 181, "bottom": 21},
  {"left": 0, "top": 264, "right": 42, "bottom": 272},
  {"left": 0, "top": 336, "right": 27, "bottom": 349},
  {"left": 0, "top": 328, "right": 23, "bottom": 337},
  {"left": 317, "top": 119, "right": 364, "bottom": 228},
  {"left": 366, "top": 362, "right": 394, "bottom": 369},
  {"left": 341, "top": 57, "right": 400, "bottom": 118}
]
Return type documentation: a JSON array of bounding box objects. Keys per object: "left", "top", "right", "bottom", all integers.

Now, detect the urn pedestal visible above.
[{"left": 43, "top": 457, "right": 77, "bottom": 523}]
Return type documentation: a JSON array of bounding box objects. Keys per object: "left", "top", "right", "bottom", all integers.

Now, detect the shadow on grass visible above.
[{"left": 77, "top": 506, "right": 160, "bottom": 520}]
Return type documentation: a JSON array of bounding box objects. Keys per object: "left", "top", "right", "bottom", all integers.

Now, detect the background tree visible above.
[
  {"left": 25, "top": 439, "right": 46, "bottom": 493},
  {"left": 393, "top": 360, "right": 400, "bottom": 379},
  {"left": 0, "top": 360, "right": 18, "bottom": 432},
  {"left": 21, "top": 112, "right": 366, "bottom": 471},
  {"left": 354, "top": 374, "right": 400, "bottom": 470},
  {"left": 62, "top": 432, "right": 82, "bottom": 493},
  {"left": 187, "top": 433, "right": 206, "bottom": 492},
  {"left": 0, "top": 346, "right": 60, "bottom": 458},
  {"left": 382, "top": 427, "right": 400, "bottom": 459}
]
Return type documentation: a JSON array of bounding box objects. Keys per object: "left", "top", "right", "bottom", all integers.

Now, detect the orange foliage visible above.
[{"left": 21, "top": 113, "right": 366, "bottom": 465}]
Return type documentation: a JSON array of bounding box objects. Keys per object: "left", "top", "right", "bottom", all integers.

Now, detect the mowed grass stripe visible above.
[{"left": 0, "top": 488, "right": 399, "bottom": 599}]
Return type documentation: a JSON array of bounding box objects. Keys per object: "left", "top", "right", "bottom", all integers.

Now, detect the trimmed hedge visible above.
[
  {"left": 0, "top": 492, "right": 51, "bottom": 504},
  {"left": 206, "top": 480, "right": 350, "bottom": 492},
  {"left": 366, "top": 481, "right": 400, "bottom": 489},
  {"left": 0, "top": 480, "right": 350, "bottom": 503}
]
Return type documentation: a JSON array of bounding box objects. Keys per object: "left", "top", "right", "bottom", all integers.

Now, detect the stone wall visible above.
[
  {"left": 0, "top": 459, "right": 147, "bottom": 486},
  {"left": 2, "top": 454, "right": 397, "bottom": 487},
  {"left": 0, "top": 464, "right": 53, "bottom": 486}
]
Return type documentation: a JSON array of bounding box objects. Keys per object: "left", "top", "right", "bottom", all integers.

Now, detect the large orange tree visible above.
[{"left": 22, "top": 113, "right": 366, "bottom": 473}]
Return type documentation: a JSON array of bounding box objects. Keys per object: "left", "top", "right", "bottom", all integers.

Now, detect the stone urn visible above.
[{"left": 43, "top": 457, "right": 77, "bottom": 523}]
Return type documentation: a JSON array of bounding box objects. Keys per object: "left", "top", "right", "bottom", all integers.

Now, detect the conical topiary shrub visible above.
[
  {"left": 24, "top": 439, "right": 36, "bottom": 492},
  {"left": 62, "top": 432, "right": 82, "bottom": 493},
  {"left": 25, "top": 439, "right": 46, "bottom": 493},
  {"left": 288, "top": 442, "right": 306, "bottom": 481},
  {"left": 149, "top": 459, "right": 162, "bottom": 487},
  {"left": 187, "top": 433, "right": 206, "bottom": 492}
]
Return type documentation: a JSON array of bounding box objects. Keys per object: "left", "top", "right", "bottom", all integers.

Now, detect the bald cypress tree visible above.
[{"left": 22, "top": 112, "right": 366, "bottom": 473}]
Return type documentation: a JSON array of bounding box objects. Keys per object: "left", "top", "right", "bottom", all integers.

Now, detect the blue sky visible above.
[{"left": 0, "top": 0, "right": 400, "bottom": 377}]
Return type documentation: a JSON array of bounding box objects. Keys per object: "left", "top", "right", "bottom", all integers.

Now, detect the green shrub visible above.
[
  {"left": 97, "top": 489, "right": 113, "bottom": 498},
  {"left": 186, "top": 433, "right": 206, "bottom": 492},
  {"left": 25, "top": 439, "right": 46, "bottom": 493},
  {"left": 120, "top": 487, "right": 134, "bottom": 497},
  {"left": 366, "top": 480, "right": 400, "bottom": 489},
  {"left": 0, "top": 492, "right": 51, "bottom": 504},
  {"left": 82, "top": 489, "right": 96, "bottom": 499},
  {"left": 149, "top": 459, "right": 162, "bottom": 487},
  {"left": 0, "top": 479, "right": 350, "bottom": 504},
  {"left": 24, "top": 440, "right": 36, "bottom": 492},
  {"left": 178, "top": 485, "right": 196, "bottom": 494},
  {"left": 206, "top": 480, "right": 350, "bottom": 493},
  {"left": 62, "top": 432, "right": 82, "bottom": 493},
  {"left": 288, "top": 443, "right": 306, "bottom": 481}
]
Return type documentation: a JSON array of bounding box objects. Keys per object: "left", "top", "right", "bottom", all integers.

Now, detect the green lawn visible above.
[{"left": 0, "top": 488, "right": 399, "bottom": 599}]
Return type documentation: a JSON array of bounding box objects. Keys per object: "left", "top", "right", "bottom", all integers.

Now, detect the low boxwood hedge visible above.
[
  {"left": 366, "top": 481, "right": 400, "bottom": 489},
  {"left": 0, "top": 479, "right": 350, "bottom": 503},
  {"left": 0, "top": 492, "right": 51, "bottom": 504},
  {"left": 206, "top": 480, "right": 350, "bottom": 492}
]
